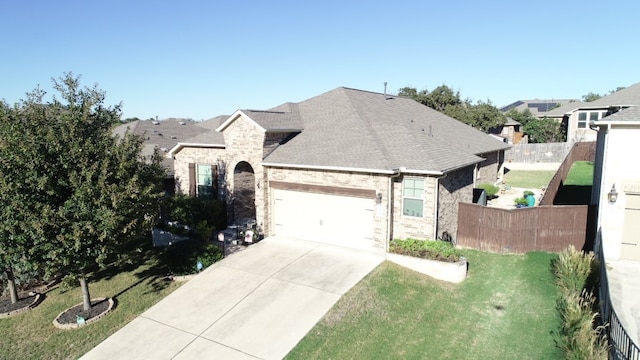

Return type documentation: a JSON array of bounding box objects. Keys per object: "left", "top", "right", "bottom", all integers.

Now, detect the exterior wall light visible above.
[
  {"left": 607, "top": 184, "right": 618, "bottom": 203},
  {"left": 376, "top": 192, "right": 383, "bottom": 204}
]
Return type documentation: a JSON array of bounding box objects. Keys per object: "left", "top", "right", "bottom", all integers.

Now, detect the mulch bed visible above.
[
  {"left": 0, "top": 294, "right": 40, "bottom": 315},
  {"left": 56, "top": 298, "right": 112, "bottom": 325}
]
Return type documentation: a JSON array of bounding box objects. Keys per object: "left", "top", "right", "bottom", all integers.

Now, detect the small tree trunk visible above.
[
  {"left": 6, "top": 268, "right": 19, "bottom": 304},
  {"left": 79, "top": 275, "right": 92, "bottom": 311}
]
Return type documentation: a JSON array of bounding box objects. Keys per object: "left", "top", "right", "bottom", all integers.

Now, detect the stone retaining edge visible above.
[
  {"left": 53, "top": 297, "right": 114, "bottom": 330},
  {"left": 386, "top": 253, "right": 468, "bottom": 283}
]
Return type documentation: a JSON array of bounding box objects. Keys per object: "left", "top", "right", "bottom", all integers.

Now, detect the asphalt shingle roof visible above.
[
  {"left": 598, "top": 105, "right": 640, "bottom": 122},
  {"left": 586, "top": 82, "right": 640, "bottom": 107},
  {"left": 113, "top": 118, "right": 214, "bottom": 175},
  {"left": 263, "top": 87, "right": 509, "bottom": 173}
]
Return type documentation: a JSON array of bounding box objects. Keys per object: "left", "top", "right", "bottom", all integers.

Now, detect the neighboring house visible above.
[
  {"left": 489, "top": 117, "right": 522, "bottom": 144},
  {"left": 500, "top": 99, "right": 577, "bottom": 116},
  {"left": 591, "top": 105, "right": 640, "bottom": 261},
  {"left": 168, "top": 87, "right": 510, "bottom": 252},
  {"left": 113, "top": 117, "right": 227, "bottom": 192},
  {"left": 546, "top": 82, "right": 640, "bottom": 142}
]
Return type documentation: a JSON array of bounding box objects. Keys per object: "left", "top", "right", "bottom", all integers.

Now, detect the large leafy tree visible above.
[
  {"left": 0, "top": 92, "right": 57, "bottom": 304},
  {"left": 398, "top": 85, "right": 506, "bottom": 132},
  {"left": 506, "top": 109, "right": 565, "bottom": 143},
  {"left": 0, "top": 74, "right": 165, "bottom": 310}
]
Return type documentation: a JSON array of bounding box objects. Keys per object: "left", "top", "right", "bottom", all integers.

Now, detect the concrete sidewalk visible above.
[
  {"left": 80, "top": 237, "right": 384, "bottom": 360},
  {"left": 605, "top": 259, "right": 640, "bottom": 347}
]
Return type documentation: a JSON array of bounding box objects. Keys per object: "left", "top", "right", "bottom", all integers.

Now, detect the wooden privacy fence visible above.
[
  {"left": 539, "top": 141, "right": 596, "bottom": 205},
  {"left": 456, "top": 202, "right": 594, "bottom": 253}
]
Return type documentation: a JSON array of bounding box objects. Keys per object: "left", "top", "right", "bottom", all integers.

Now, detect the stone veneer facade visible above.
[
  {"left": 391, "top": 175, "right": 438, "bottom": 240},
  {"left": 475, "top": 151, "right": 503, "bottom": 185},
  {"left": 438, "top": 166, "right": 474, "bottom": 239},
  {"left": 172, "top": 112, "right": 484, "bottom": 250}
]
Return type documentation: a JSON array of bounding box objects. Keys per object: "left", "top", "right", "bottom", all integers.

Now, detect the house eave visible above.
[
  {"left": 262, "top": 162, "right": 444, "bottom": 176},
  {"left": 591, "top": 120, "right": 640, "bottom": 127},
  {"left": 167, "top": 142, "right": 225, "bottom": 157},
  {"left": 215, "top": 110, "right": 267, "bottom": 133}
]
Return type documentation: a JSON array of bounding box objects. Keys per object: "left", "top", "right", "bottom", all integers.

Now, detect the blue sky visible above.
[{"left": 2, "top": 0, "right": 639, "bottom": 120}]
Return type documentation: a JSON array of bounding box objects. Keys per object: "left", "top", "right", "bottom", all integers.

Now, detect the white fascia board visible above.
[
  {"left": 591, "top": 120, "right": 640, "bottom": 127},
  {"left": 262, "top": 162, "right": 443, "bottom": 176},
  {"left": 167, "top": 142, "right": 225, "bottom": 157},
  {"left": 215, "top": 110, "right": 266, "bottom": 133}
]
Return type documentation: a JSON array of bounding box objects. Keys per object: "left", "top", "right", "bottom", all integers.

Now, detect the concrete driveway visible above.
[{"left": 81, "top": 237, "right": 384, "bottom": 360}]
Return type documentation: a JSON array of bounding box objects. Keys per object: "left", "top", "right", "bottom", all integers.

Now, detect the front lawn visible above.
[
  {"left": 287, "top": 250, "right": 561, "bottom": 359},
  {"left": 564, "top": 161, "right": 594, "bottom": 186},
  {"left": 0, "top": 248, "right": 183, "bottom": 359}
]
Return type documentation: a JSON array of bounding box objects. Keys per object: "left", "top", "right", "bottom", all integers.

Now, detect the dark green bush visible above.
[
  {"left": 164, "top": 240, "right": 224, "bottom": 275},
  {"left": 389, "top": 238, "right": 461, "bottom": 262},
  {"left": 523, "top": 190, "right": 535, "bottom": 197},
  {"left": 477, "top": 183, "right": 500, "bottom": 197},
  {"left": 161, "top": 194, "right": 227, "bottom": 241}
]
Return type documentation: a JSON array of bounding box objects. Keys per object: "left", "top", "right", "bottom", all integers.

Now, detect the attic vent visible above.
[
  {"left": 152, "top": 121, "right": 160, "bottom": 125},
  {"left": 157, "top": 133, "right": 163, "bottom": 136},
  {"left": 178, "top": 121, "right": 185, "bottom": 125},
  {"left": 171, "top": 136, "right": 177, "bottom": 139}
]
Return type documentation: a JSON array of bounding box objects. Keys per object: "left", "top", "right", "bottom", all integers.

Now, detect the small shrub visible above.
[
  {"left": 164, "top": 240, "right": 224, "bottom": 275},
  {"left": 514, "top": 197, "right": 528, "bottom": 206},
  {"left": 389, "top": 238, "right": 461, "bottom": 262},
  {"left": 477, "top": 183, "right": 500, "bottom": 197}
]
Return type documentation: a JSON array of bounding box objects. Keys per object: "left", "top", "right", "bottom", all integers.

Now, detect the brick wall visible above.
[
  {"left": 476, "top": 151, "right": 502, "bottom": 185},
  {"left": 438, "top": 166, "right": 474, "bottom": 240},
  {"left": 392, "top": 175, "right": 438, "bottom": 240}
]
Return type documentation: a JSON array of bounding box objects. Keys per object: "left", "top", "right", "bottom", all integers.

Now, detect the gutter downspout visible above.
[
  {"left": 387, "top": 169, "right": 402, "bottom": 251},
  {"left": 595, "top": 123, "right": 611, "bottom": 233},
  {"left": 434, "top": 173, "right": 447, "bottom": 240}
]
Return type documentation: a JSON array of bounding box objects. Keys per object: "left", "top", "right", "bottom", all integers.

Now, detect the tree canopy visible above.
[
  {"left": 398, "top": 85, "right": 506, "bottom": 132},
  {"left": 506, "top": 109, "right": 564, "bottom": 143},
  {"left": 0, "top": 73, "right": 166, "bottom": 309}
]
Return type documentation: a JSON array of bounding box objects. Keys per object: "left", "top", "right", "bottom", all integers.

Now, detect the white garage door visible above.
[{"left": 273, "top": 189, "right": 375, "bottom": 250}]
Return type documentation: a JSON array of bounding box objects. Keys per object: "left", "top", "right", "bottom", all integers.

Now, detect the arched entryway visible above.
[{"left": 233, "top": 161, "right": 256, "bottom": 223}]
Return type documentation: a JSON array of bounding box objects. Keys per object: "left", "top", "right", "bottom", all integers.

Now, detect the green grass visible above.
[
  {"left": 564, "top": 161, "right": 594, "bottom": 186},
  {"left": 287, "top": 250, "right": 561, "bottom": 360},
  {"left": 0, "top": 248, "right": 183, "bottom": 359},
  {"left": 504, "top": 170, "right": 555, "bottom": 188}
]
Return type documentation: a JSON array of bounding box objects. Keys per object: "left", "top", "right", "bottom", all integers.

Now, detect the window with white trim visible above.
[
  {"left": 403, "top": 178, "right": 424, "bottom": 217},
  {"left": 577, "top": 112, "right": 587, "bottom": 128},
  {"left": 197, "top": 164, "right": 214, "bottom": 198}
]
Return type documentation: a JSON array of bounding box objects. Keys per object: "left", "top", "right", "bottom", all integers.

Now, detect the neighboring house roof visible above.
[
  {"left": 504, "top": 117, "right": 521, "bottom": 126},
  {"left": 114, "top": 118, "right": 212, "bottom": 175},
  {"left": 593, "top": 105, "right": 640, "bottom": 124},
  {"left": 262, "top": 87, "right": 509, "bottom": 174},
  {"left": 500, "top": 99, "right": 578, "bottom": 115},
  {"left": 543, "top": 83, "right": 640, "bottom": 119},
  {"left": 543, "top": 101, "right": 585, "bottom": 117},
  {"left": 586, "top": 82, "right": 640, "bottom": 107}
]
